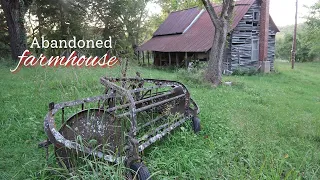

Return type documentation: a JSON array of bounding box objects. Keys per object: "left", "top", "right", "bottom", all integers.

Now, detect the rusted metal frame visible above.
[
  {"left": 121, "top": 79, "right": 174, "bottom": 87},
  {"left": 138, "top": 114, "right": 183, "bottom": 143},
  {"left": 44, "top": 106, "right": 123, "bottom": 163},
  {"left": 135, "top": 94, "right": 185, "bottom": 113},
  {"left": 52, "top": 94, "right": 116, "bottom": 114},
  {"left": 146, "top": 90, "right": 172, "bottom": 98},
  {"left": 143, "top": 79, "right": 192, "bottom": 117},
  {"left": 190, "top": 98, "right": 200, "bottom": 115},
  {"left": 129, "top": 84, "right": 169, "bottom": 94},
  {"left": 135, "top": 114, "right": 167, "bottom": 132},
  {"left": 117, "top": 94, "right": 185, "bottom": 117},
  {"left": 100, "top": 78, "right": 137, "bottom": 130},
  {"left": 102, "top": 77, "right": 193, "bottom": 117},
  {"left": 43, "top": 94, "right": 122, "bottom": 164},
  {"left": 102, "top": 78, "right": 190, "bottom": 95},
  {"left": 138, "top": 116, "right": 190, "bottom": 152},
  {"left": 141, "top": 89, "right": 151, "bottom": 99},
  {"left": 100, "top": 78, "right": 141, "bottom": 166},
  {"left": 139, "top": 123, "right": 169, "bottom": 143},
  {"left": 105, "top": 91, "right": 175, "bottom": 114}
]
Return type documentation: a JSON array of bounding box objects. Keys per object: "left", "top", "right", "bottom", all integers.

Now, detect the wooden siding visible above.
[{"left": 224, "top": 0, "right": 277, "bottom": 72}]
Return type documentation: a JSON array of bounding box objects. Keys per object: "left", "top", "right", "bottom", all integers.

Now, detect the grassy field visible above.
[{"left": 0, "top": 60, "right": 319, "bottom": 179}]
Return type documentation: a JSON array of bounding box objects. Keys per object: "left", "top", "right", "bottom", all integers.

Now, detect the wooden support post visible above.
[
  {"left": 147, "top": 51, "right": 150, "bottom": 66},
  {"left": 142, "top": 51, "right": 145, "bottom": 65},
  {"left": 159, "top": 52, "right": 162, "bottom": 66},
  {"left": 138, "top": 51, "right": 140, "bottom": 64},
  {"left": 291, "top": 0, "right": 298, "bottom": 69},
  {"left": 185, "top": 52, "right": 188, "bottom": 68},
  {"left": 176, "top": 53, "right": 179, "bottom": 67},
  {"left": 169, "top": 52, "right": 172, "bottom": 66}
]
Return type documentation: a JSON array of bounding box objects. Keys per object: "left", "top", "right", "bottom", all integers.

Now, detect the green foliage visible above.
[
  {"left": 157, "top": 0, "right": 202, "bottom": 14},
  {"left": 276, "top": 28, "right": 315, "bottom": 62},
  {"left": 23, "top": 0, "right": 152, "bottom": 58},
  {"left": 232, "top": 67, "right": 259, "bottom": 76},
  {"left": 0, "top": 5, "right": 10, "bottom": 57},
  {"left": 304, "top": 0, "right": 320, "bottom": 57},
  {"left": 276, "top": 1, "right": 320, "bottom": 62}
]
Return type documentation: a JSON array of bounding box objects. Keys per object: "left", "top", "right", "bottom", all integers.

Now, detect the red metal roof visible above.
[
  {"left": 153, "top": 7, "right": 201, "bottom": 36},
  {"left": 139, "top": 0, "right": 279, "bottom": 53}
]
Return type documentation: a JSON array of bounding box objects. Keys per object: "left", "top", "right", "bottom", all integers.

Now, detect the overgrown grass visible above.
[{"left": 0, "top": 60, "right": 319, "bottom": 179}]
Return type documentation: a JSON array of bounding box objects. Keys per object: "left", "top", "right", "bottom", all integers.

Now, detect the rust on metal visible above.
[{"left": 40, "top": 76, "right": 200, "bottom": 169}]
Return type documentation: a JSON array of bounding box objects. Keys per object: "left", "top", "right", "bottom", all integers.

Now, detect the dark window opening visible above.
[
  {"left": 253, "top": 22, "right": 258, "bottom": 26},
  {"left": 240, "top": 30, "right": 252, "bottom": 33},
  {"left": 253, "top": 12, "right": 259, "bottom": 21},
  {"left": 246, "top": 21, "right": 252, "bottom": 25}
]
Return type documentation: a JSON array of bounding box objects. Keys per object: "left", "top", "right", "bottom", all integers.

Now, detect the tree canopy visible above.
[
  {"left": 0, "top": 0, "right": 319, "bottom": 62},
  {"left": 276, "top": 0, "right": 320, "bottom": 62}
]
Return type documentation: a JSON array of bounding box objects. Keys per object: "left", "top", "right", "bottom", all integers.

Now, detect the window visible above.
[
  {"left": 253, "top": 12, "right": 259, "bottom": 21},
  {"left": 252, "top": 39, "right": 259, "bottom": 60}
]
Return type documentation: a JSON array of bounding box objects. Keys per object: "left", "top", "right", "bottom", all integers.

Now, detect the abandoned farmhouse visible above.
[{"left": 138, "top": 0, "right": 279, "bottom": 73}]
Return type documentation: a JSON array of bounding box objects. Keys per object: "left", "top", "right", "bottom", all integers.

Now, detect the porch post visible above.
[
  {"left": 147, "top": 51, "right": 150, "bottom": 66},
  {"left": 142, "top": 51, "right": 145, "bottom": 65},
  {"left": 185, "top": 52, "right": 188, "bottom": 68},
  {"left": 176, "top": 53, "right": 179, "bottom": 67}
]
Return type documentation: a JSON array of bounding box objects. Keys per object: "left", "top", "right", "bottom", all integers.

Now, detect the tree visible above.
[
  {"left": 157, "top": 0, "right": 202, "bottom": 14},
  {"left": 275, "top": 1, "right": 320, "bottom": 62},
  {"left": 305, "top": 0, "right": 320, "bottom": 59},
  {"left": 89, "top": 0, "right": 151, "bottom": 52},
  {"left": 0, "top": 0, "right": 32, "bottom": 60},
  {"left": 201, "top": 0, "right": 234, "bottom": 86},
  {"left": 0, "top": 4, "right": 10, "bottom": 56}
]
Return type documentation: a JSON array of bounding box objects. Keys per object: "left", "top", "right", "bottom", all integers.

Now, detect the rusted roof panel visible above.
[
  {"left": 139, "top": 0, "right": 279, "bottom": 52},
  {"left": 153, "top": 7, "right": 201, "bottom": 36}
]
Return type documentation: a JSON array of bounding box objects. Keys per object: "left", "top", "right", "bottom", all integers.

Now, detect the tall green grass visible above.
[{"left": 0, "top": 60, "right": 319, "bottom": 179}]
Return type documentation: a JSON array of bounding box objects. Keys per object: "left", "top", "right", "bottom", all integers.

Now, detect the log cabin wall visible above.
[{"left": 224, "top": 0, "right": 277, "bottom": 72}]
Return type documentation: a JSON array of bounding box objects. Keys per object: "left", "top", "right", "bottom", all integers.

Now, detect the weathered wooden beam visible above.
[
  {"left": 169, "top": 52, "right": 172, "bottom": 66},
  {"left": 185, "top": 52, "right": 188, "bottom": 68},
  {"left": 142, "top": 51, "right": 145, "bottom": 65},
  {"left": 147, "top": 51, "right": 150, "bottom": 66},
  {"left": 176, "top": 53, "right": 178, "bottom": 66},
  {"left": 159, "top": 52, "right": 162, "bottom": 66}
]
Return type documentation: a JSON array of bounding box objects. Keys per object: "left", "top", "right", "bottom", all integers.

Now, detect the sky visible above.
[
  {"left": 269, "top": 0, "right": 317, "bottom": 26},
  {"left": 147, "top": 0, "right": 318, "bottom": 27}
]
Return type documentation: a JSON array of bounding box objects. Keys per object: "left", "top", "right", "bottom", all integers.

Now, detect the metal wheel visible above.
[
  {"left": 192, "top": 116, "right": 201, "bottom": 133},
  {"left": 130, "top": 162, "right": 151, "bottom": 180}
]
